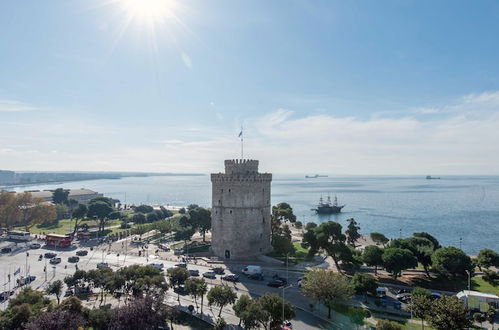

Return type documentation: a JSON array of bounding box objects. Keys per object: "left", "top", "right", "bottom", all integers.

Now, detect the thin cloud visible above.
[{"left": 0, "top": 99, "right": 38, "bottom": 112}]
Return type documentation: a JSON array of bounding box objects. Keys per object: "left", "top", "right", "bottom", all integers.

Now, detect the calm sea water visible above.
[{"left": 5, "top": 175, "right": 499, "bottom": 255}]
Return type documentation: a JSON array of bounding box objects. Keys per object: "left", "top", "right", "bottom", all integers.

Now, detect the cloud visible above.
[{"left": 0, "top": 99, "right": 38, "bottom": 112}]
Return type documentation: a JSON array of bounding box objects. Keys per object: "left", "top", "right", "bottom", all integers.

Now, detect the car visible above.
[
  {"left": 49, "top": 257, "right": 61, "bottom": 264},
  {"left": 376, "top": 287, "right": 387, "bottom": 298},
  {"left": 297, "top": 279, "right": 302, "bottom": 288},
  {"left": 267, "top": 279, "right": 287, "bottom": 288},
  {"left": 97, "top": 262, "right": 109, "bottom": 269},
  {"left": 396, "top": 293, "right": 411, "bottom": 301},
  {"left": 242, "top": 265, "right": 263, "bottom": 276},
  {"left": 189, "top": 269, "right": 200, "bottom": 276},
  {"left": 221, "top": 274, "right": 239, "bottom": 282},
  {"left": 29, "top": 243, "right": 41, "bottom": 249},
  {"left": 68, "top": 256, "right": 80, "bottom": 263},
  {"left": 211, "top": 267, "right": 225, "bottom": 275},
  {"left": 174, "top": 248, "right": 184, "bottom": 255},
  {"left": 149, "top": 263, "right": 164, "bottom": 271},
  {"left": 44, "top": 252, "right": 57, "bottom": 259},
  {"left": 175, "top": 263, "right": 187, "bottom": 268},
  {"left": 396, "top": 289, "right": 410, "bottom": 294},
  {"left": 76, "top": 250, "right": 88, "bottom": 256},
  {"left": 248, "top": 273, "right": 264, "bottom": 281},
  {"left": 1, "top": 247, "right": 12, "bottom": 253},
  {"left": 202, "top": 272, "right": 216, "bottom": 279}
]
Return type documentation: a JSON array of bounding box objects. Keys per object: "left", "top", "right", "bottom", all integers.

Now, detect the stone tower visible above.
[{"left": 211, "top": 159, "right": 272, "bottom": 260}]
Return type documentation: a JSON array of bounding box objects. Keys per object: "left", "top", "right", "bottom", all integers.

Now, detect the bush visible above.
[
  {"left": 483, "top": 269, "right": 499, "bottom": 284},
  {"left": 376, "top": 319, "right": 403, "bottom": 330}
]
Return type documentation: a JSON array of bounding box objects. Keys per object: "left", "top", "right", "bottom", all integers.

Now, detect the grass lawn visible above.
[
  {"left": 18, "top": 219, "right": 122, "bottom": 235},
  {"left": 267, "top": 242, "right": 312, "bottom": 263},
  {"left": 369, "top": 318, "right": 437, "bottom": 330},
  {"left": 407, "top": 274, "right": 498, "bottom": 294}
]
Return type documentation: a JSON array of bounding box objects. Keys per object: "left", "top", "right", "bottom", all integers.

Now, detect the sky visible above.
[{"left": 1, "top": 0, "right": 499, "bottom": 175}]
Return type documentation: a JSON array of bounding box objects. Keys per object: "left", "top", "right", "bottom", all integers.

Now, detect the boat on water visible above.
[
  {"left": 426, "top": 175, "right": 441, "bottom": 180},
  {"left": 312, "top": 195, "right": 345, "bottom": 214},
  {"left": 305, "top": 174, "right": 328, "bottom": 178}
]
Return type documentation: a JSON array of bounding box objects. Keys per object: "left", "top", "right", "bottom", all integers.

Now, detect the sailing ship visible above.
[
  {"left": 426, "top": 175, "right": 441, "bottom": 180},
  {"left": 312, "top": 195, "right": 345, "bottom": 214},
  {"left": 305, "top": 174, "right": 328, "bottom": 178}
]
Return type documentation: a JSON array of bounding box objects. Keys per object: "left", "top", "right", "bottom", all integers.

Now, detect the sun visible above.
[{"left": 119, "top": 0, "right": 178, "bottom": 25}]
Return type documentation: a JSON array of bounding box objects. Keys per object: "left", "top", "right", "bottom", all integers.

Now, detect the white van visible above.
[{"left": 242, "top": 265, "right": 262, "bottom": 276}]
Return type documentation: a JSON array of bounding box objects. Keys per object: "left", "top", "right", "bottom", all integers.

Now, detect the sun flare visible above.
[{"left": 120, "top": 0, "right": 178, "bottom": 24}]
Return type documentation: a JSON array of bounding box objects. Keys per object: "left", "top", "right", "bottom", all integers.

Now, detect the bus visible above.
[
  {"left": 7, "top": 230, "right": 31, "bottom": 241},
  {"left": 45, "top": 234, "right": 72, "bottom": 248}
]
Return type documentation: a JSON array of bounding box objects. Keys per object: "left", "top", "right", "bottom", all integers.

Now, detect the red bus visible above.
[{"left": 45, "top": 234, "right": 72, "bottom": 248}]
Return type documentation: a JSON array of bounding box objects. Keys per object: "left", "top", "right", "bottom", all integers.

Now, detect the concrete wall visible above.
[{"left": 211, "top": 159, "right": 272, "bottom": 260}]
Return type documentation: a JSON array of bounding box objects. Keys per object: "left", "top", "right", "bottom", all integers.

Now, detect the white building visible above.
[
  {"left": 456, "top": 290, "right": 499, "bottom": 311},
  {"left": 18, "top": 189, "right": 103, "bottom": 204}
]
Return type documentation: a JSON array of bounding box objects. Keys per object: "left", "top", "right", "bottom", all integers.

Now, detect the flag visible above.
[
  {"left": 13, "top": 268, "right": 20, "bottom": 276},
  {"left": 238, "top": 130, "right": 243, "bottom": 138}
]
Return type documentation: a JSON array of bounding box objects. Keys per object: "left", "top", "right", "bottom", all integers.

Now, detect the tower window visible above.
[
  {"left": 218, "top": 200, "right": 221, "bottom": 204},
  {"left": 230, "top": 210, "right": 232, "bottom": 214},
  {"left": 221, "top": 189, "right": 223, "bottom": 193},
  {"left": 262, "top": 217, "right": 265, "bottom": 223},
  {"left": 229, "top": 189, "right": 231, "bottom": 192},
  {"left": 260, "top": 233, "right": 263, "bottom": 238}
]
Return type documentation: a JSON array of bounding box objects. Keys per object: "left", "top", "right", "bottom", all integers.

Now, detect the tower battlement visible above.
[{"left": 224, "top": 159, "right": 259, "bottom": 174}]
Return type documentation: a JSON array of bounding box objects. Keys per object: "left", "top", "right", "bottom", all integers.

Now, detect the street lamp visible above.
[
  {"left": 465, "top": 270, "right": 471, "bottom": 309},
  {"left": 282, "top": 253, "right": 290, "bottom": 324}
]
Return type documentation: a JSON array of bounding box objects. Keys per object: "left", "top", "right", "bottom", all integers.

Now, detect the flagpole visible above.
[{"left": 240, "top": 126, "right": 244, "bottom": 159}]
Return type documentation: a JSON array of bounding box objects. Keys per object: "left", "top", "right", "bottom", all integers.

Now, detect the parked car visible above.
[
  {"left": 49, "top": 257, "right": 61, "bottom": 264},
  {"left": 202, "top": 272, "right": 216, "bottom": 279},
  {"left": 96, "top": 262, "right": 109, "bottom": 269},
  {"left": 29, "top": 243, "right": 41, "bottom": 249},
  {"left": 175, "top": 263, "right": 187, "bottom": 268},
  {"left": 149, "top": 263, "right": 164, "bottom": 271},
  {"left": 44, "top": 252, "right": 57, "bottom": 259},
  {"left": 396, "top": 289, "right": 410, "bottom": 294},
  {"left": 376, "top": 287, "right": 387, "bottom": 298},
  {"left": 267, "top": 279, "right": 287, "bottom": 288},
  {"left": 68, "top": 256, "right": 80, "bottom": 263},
  {"left": 211, "top": 267, "right": 225, "bottom": 275},
  {"left": 76, "top": 250, "right": 88, "bottom": 256},
  {"left": 248, "top": 273, "right": 264, "bottom": 281},
  {"left": 396, "top": 293, "right": 411, "bottom": 302},
  {"left": 1, "top": 247, "right": 12, "bottom": 253},
  {"left": 189, "top": 269, "right": 200, "bottom": 276},
  {"left": 174, "top": 248, "right": 184, "bottom": 255},
  {"left": 221, "top": 274, "right": 239, "bottom": 282}
]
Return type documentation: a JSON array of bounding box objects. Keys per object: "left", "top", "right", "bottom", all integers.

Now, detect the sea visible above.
[{"left": 4, "top": 175, "right": 499, "bottom": 255}]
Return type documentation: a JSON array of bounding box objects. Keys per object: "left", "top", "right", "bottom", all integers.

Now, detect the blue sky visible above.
[{"left": 1, "top": 0, "right": 499, "bottom": 174}]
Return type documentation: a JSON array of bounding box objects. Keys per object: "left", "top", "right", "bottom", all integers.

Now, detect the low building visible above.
[
  {"left": 18, "top": 188, "right": 103, "bottom": 204},
  {"left": 456, "top": 290, "right": 499, "bottom": 311}
]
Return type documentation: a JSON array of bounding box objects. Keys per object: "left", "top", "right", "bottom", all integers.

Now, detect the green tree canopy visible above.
[
  {"left": 258, "top": 293, "right": 295, "bottom": 328},
  {"left": 351, "top": 273, "right": 377, "bottom": 296},
  {"left": 52, "top": 188, "right": 69, "bottom": 204},
  {"left": 189, "top": 207, "right": 212, "bottom": 242},
  {"left": 431, "top": 247, "right": 474, "bottom": 277},
  {"left": 476, "top": 249, "right": 499, "bottom": 270},
  {"left": 134, "top": 204, "right": 154, "bottom": 213},
  {"left": 345, "top": 218, "right": 361, "bottom": 246},
  {"left": 87, "top": 200, "right": 113, "bottom": 233},
  {"left": 315, "top": 221, "right": 352, "bottom": 273},
  {"left": 362, "top": 245, "right": 384, "bottom": 275},
  {"left": 207, "top": 285, "right": 237, "bottom": 317},
  {"left": 376, "top": 319, "right": 403, "bottom": 330},
  {"left": 370, "top": 232, "right": 389, "bottom": 246},
  {"left": 46, "top": 280, "right": 64, "bottom": 305},
  {"left": 272, "top": 224, "right": 295, "bottom": 256},
  {"left": 413, "top": 232, "right": 441, "bottom": 250},
  {"left": 301, "top": 269, "right": 353, "bottom": 319},
  {"left": 426, "top": 296, "right": 472, "bottom": 330},
  {"left": 391, "top": 237, "right": 434, "bottom": 277},
  {"left": 382, "top": 248, "right": 417, "bottom": 278}
]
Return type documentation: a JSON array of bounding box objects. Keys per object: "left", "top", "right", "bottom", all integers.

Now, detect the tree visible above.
[
  {"left": 294, "top": 221, "right": 303, "bottom": 229},
  {"left": 301, "top": 226, "right": 320, "bottom": 257},
  {"left": 345, "top": 218, "right": 361, "bottom": 246},
  {"left": 233, "top": 294, "right": 253, "bottom": 326},
  {"left": 90, "top": 196, "right": 116, "bottom": 207},
  {"left": 376, "top": 319, "right": 403, "bottom": 330},
  {"left": 351, "top": 273, "right": 377, "bottom": 298},
  {"left": 132, "top": 212, "right": 146, "bottom": 224},
  {"left": 179, "top": 215, "right": 192, "bottom": 228},
  {"left": 305, "top": 222, "right": 317, "bottom": 231},
  {"left": 178, "top": 207, "right": 186, "bottom": 214},
  {"left": 57, "top": 296, "right": 84, "bottom": 314},
  {"left": 135, "top": 205, "right": 154, "bottom": 213},
  {"left": 72, "top": 203, "right": 87, "bottom": 235},
  {"left": 256, "top": 293, "right": 295, "bottom": 329},
  {"left": 300, "top": 269, "right": 353, "bottom": 319},
  {"left": 52, "top": 188, "right": 69, "bottom": 204},
  {"left": 410, "top": 290, "right": 432, "bottom": 330},
  {"left": 16, "top": 192, "right": 57, "bottom": 231},
  {"left": 167, "top": 267, "right": 190, "bottom": 302},
  {"left": 382, "top": 248, "right": 417, "bottom": 279},
  {"left": 413, "top": 232, "right": 440, "bottom": 250},
  {"left": 391, "top": 237, "right": 434, "bottom": 277},
  {"left": 174, "top": 227, "right": 195, "bottom": 249},
  {"left": 87, "top": 200, "right": 113, "bottom": 233},
  {"left": 476, "top": 249, "right": 499, "bottom": 270},
  {"left": 108, "top": 296, "right": 165, "bottom": 330},
  {"left": 315, "top": 221, "right": 352, "bottom": 273},
  {"left": 185, "top": 278, "right": 208, "bottom": 313},
  {"left": 159, "top": 206, "right": 173, "bottom": 218},
  {"left": 0, "top": 191, "right": 20, "bottom": 228},
  {"left": 187, "top": 204, "right": 199, "bottom": 211},
  {"left": 87, "top": 308, "right": 111, "bottom": 330},
  {"left": 46, "top": 280, "right": 63, "bottom": 305},
  {"left": 146, "top": 212, "right": 158, "bottom": 223},
  {"left": 24, "top": 309, "right": 86, "bottom": 330},
  {"left": 427, "top": 296, "right": 472, "bottom": 330},
  {"left": 189, "top": 207, "right": 211, "bottom": 242},
  {"left": 272, "top": 224, "right": 295, "bottom": 256},
  {"left": 362, "top": 245, "right": 384, "bottom": 275},
  {"left": 370, "top": 232, "right": 389, "bottom": 246},
  {"left": 207, "top": 285, "right": 237, "bottom": 317},
  {"left": 431, "top": 247, "right": 473, "bottom": 277},
  {"left": 271, "top": 202, "right": 296, "bottom": 243}
]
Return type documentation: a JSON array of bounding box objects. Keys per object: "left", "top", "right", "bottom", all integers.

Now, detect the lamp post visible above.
[
  {"left": 282, "top": 253, "right": 290, "bottom": 325},
  {"left": 465, "top": 270, "right": 471, "bottom": 309}
]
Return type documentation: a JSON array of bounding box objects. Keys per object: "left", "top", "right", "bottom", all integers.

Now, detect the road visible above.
[{"left": 0, "top": 238, "right": 365, "bottom": 329}]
